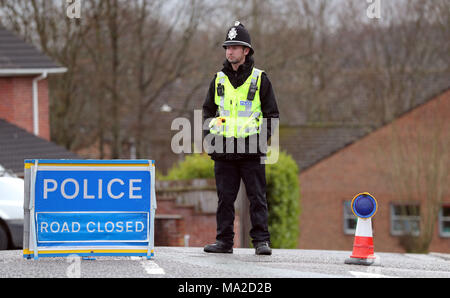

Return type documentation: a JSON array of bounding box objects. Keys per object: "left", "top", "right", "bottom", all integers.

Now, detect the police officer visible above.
[{"left": 202, "top": 22, "right": 279, "bottom": 255}]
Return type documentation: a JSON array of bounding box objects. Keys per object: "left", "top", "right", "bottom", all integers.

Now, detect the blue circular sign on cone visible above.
[{"left": 351, "top": 192, "right": 378, "bottom": 218}]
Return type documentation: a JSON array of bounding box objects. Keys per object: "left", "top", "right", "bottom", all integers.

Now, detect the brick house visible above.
[
  {"left": 298, "top": 87, "right": 450, "bottom": 253},
  {"left": 0, "top": 25, "right": 79, "bottom": 176},
  {"left": 0, "top": 25, "right": 68, "bottom": 141}
]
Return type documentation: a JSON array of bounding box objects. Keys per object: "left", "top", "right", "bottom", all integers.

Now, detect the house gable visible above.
[{"left": 298, "top": 87, "right": 450, "bottom": 253}]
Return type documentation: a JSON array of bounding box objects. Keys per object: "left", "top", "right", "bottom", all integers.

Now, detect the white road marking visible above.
[
  {"left": 130, "top": 257, "right": 165, "bottom": 275},
  {"left": 141, "top": 260, "right": 165, "bottom": 275},
  {"left": 349, "top": 270, "right": 397, "bottom": 278}
]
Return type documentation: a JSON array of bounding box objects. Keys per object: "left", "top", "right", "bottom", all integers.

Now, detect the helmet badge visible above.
[{"left": 228, "top": 27, "right": 238, "bottom": 40}]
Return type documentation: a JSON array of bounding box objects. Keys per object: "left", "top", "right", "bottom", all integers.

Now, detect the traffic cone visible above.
[{"left": 344, "top": 217, "right": 379, "bottom": 266}]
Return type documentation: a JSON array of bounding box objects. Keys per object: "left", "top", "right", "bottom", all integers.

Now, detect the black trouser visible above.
[{"left": 214, "top": 159, "right": 270, "bottom": 247}]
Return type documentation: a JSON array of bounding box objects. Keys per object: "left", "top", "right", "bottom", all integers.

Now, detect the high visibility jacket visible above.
[{"left": 209, "top": 67, "right": 263, "bottom": 138}]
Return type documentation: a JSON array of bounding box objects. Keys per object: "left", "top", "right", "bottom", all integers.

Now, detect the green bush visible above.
[
  {"left": 161, "top": 151, "right": 301, "bottom": 248},
  {"left": 266, "top": 151, "right": 300, "bottom": 248},
  {"left": 163, "top": 153, "right": 214, "bottom": 180}
]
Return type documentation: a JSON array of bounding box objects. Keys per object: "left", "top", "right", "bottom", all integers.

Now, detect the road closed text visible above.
[
  {"left": 40, "top": 220, "right": 145, "bottom": 233},
  {"left": 36, "top": 212, "right": 149, "bottom": 242}
]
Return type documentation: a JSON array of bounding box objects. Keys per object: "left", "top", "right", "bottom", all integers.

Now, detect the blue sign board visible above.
[{"left": 23, "top": 160, "right": 156, "bottom": 260}]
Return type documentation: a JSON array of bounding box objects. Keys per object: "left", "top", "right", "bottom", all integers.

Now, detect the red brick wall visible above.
[
  {"left": 37, "top": 78, "right": 49, "bottom": 140},
  {"left": 155, "top": 215, "right": 186, "bottom": 246},
  {"left": 156, "top": 197, "right": 241, "bottom": 248},
  {"left": 298, "top": 89, "right": 450, "bottom": 253},
  {"left": 0, "top": 76, "right": 50, "bottom": 140}
]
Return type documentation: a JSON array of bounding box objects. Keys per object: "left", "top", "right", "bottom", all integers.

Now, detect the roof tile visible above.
[
  {"left": 0, "top": 119, "right": 79, "bottom": 175},
  {"left": 0, "top": 25, "right": 63, "bottom": 70}
]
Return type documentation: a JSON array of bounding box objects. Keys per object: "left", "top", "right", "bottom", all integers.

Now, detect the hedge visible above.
[
  {"left": 160, "top": 153, "right": 215, "bottom": 180},
  {"left": 265, "top": 151, "right": 300, "bottom": 248}
]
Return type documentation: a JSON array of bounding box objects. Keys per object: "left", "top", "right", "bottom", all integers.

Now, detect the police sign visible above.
[{"left": 23, "top": 160, "right": 156, "bottom": 260}]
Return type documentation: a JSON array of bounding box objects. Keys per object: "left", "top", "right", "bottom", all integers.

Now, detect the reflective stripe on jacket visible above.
[{"left": 209, "top": 67, "right": 263, "bottom": 138}]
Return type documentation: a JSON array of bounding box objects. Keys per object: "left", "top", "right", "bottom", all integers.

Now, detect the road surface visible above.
[{"left": 0, "top": 247, "right": 449, "bottom": 278}]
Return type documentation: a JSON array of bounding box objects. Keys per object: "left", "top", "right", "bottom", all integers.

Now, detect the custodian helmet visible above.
[{"left": 222, "top": 21, "right": 254, "bottom": 56}]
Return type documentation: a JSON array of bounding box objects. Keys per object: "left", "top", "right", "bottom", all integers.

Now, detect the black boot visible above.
[
  {"left": 254, "top": 242, "right": 272, "bottom": 255},
  {"left": 204, "top": 241, "right": 233, "bottom": 254}
]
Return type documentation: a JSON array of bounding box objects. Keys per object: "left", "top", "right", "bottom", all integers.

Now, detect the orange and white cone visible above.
[{"left": 345, "top": 217, "right": 379, "bottom": 266}]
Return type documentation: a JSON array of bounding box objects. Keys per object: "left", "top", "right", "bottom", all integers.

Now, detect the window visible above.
[
  {"left": 390, "top": 203, "right": 420, "bottom": 236},
  {"left": 343, "top": 201, "right": 357, "bottom": 235},
  {"left": 439, "top": 205, "right": 450, "bottom": 238}
]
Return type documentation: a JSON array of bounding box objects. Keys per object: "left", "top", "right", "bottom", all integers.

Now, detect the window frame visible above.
[
  {"left": 343, "top": 200, "right": 357, "bottom": 235},
  {"left": 438, "top": 204, "right": 450, "bottom": 238},
  {"left": 390, "top": 203, "right": 421, "bottom": 237}
]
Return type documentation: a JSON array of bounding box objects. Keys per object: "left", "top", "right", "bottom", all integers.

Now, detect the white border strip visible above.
[
  {"left": 29, "top": 160, "right": 38, "bottom": 259},
  {"left": 34, "top": 166, "right": 150, "bottom": 171}
]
